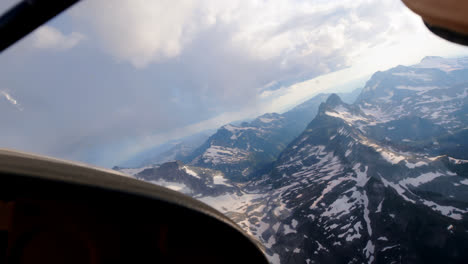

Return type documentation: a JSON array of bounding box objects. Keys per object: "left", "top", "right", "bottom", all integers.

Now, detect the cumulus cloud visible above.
[
  {"left": 73, "top": 0, "right": 407, "bottom": 72},
  {"left": 67, "top": 0, "right": 426, "bottom": 115},
  {"left": 71, "top": 0, "right": 202, "bottom": 67},
  {"left": 32, "top": 26, "right": 85, "bottom": 50}
]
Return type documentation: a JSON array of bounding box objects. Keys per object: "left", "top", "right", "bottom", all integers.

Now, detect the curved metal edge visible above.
[
  {"left": 401, "top": 0, "right": 468, "bottom": 36},
  {"left": 0, "top": 148, "right": 267, "bottom": 258},
  {"left": 424, "top": 21, "right": 468, "bottom": 47},
  {"left": 0, "top": 0, "right": 81, "bottom": 53}
]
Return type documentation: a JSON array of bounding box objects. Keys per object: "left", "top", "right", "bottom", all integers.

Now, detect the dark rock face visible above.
[{"left": 116, "top": 57, "right": 468, "bottom": 264}]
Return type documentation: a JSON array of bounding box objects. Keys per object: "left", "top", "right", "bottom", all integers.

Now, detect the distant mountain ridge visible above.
[
  {"left": 182, "top": 89, "right": 361, "bottom": 181},
  {"left": 119, "top": 89, "right": 361, "bottom": 173},
  {"left": 117, "top": 130, "right": 213, "bottom": 168}
]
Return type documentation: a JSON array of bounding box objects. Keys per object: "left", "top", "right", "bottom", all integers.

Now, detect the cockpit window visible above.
[{"left": 1, "top": 1, "right": 468, "bottom": 263}]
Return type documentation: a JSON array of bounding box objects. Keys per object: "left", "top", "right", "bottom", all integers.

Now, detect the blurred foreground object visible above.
[
  {"left": 403, "top": 0, "right": 468, "bottom": 45},
  {"left": 0, "top": 0, "right": 81, "bottom": 52},
  {"left": 0, "top": 149, "right": 267, "bottom": 264}
]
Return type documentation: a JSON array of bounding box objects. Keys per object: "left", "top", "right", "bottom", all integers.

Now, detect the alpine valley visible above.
[{"left": 115, "top": 56, "right": 468, "bottom": 264}]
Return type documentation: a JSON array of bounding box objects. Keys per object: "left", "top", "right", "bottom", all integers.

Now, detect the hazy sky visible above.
[{"left": 0, "top": 0, "right": 467, "bottom": 167}]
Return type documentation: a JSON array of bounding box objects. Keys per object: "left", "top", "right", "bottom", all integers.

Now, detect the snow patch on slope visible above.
[
  {"left": 149, "top": 179, "right": 192, "bottom": 194},
  {"left": 405, "top": 161, "right": 427, "bottom": 169},
  {"left": 325, "top": 105, "right": 368, "bottom": 125},
  {"left": 213, "top": 174, "right": 232, "bottom": 186},
  {"left": 199, "top": 192, "right": 264, "bottom": 213},
  {"left": 399, "top": 172, "right": 450, "bottom": 187},
  {"left": 182, "top": 166, "right": 201, "bottom": 179},
  {"left": 202, "top": 145, "right": 249, "bottom": 165}
]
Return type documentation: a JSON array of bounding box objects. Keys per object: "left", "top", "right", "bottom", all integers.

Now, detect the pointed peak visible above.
[
  {"left": 317, "top": 94, "right": 345, "bottom": 116},
  {"left": 325, "top": 93, "right": 343, "bottom": 107}
]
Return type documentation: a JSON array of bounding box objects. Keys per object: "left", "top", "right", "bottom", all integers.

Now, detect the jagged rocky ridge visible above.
[
  {"left": 182, "top": 90, "right": 360, "bottom": 181},
  {"left": 116, "top": 56, "right": 468, "bottom": 264}
]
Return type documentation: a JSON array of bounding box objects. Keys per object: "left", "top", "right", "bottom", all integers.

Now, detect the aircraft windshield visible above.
[{"left": 1, "top": 1, "right": 468, "bottom": 263}]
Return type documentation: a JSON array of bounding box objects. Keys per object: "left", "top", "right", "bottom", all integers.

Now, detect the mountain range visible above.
[
  {"left": 120, "top": 89, "right": 360, "bottom": 181},
  {"left": 115, "top": 56, "right": 468, "bottom": 264}
]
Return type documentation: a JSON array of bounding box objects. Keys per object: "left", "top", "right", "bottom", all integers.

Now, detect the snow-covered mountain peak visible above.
[
  {"left": 355, "top": 57, "right": 468, "bottom": 131},
  {"left": 414, "top": 56, "right": 468, "bottom": 72},
  {"left": 316, "top": 94, "right": 372, "bottom": 132}
]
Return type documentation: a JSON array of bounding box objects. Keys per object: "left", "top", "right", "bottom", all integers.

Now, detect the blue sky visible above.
[{"left": 0, "top": 0, "right": 467, "bottom": 167}]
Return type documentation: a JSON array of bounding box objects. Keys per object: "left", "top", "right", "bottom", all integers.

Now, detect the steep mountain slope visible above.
[
  {"left": 356, "top": 56, "right": 468, "bottom": 159},
  {"left": 357, "top": 57, "right": 468, "bottom": 131},
  {"left": 185, "top": 113, "right": 303, "bottom": 181},
  {"left": 251, "top": 94, "right": 468, "bottom": 263}
]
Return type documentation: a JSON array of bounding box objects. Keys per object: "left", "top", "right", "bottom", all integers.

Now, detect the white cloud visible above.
[
  {"left": 72, "top": 0, "right": 201, "bottom": 67},
  {"left": 32, "top": 26, "right": 84, "bottom": 50},
  {"left": 1, "top": 90, "right": 22, "bottom": 110},
  {"left": 71, "top": 0, "right": 415, "bottom": 71}
]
